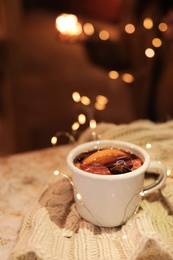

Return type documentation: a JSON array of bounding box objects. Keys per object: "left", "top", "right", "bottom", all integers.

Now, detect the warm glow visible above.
[
  {"left": 55, "top": 13, "right": 82, "bottom": 36},
  {"left": 96, "top": 95, "right": 108, "bottom": 105},
  {"left": 95, "top": 95, "right": 108, "bottom": 111},
  {"left": 146, "top": 143, "right": 152, "bottom": 149},
  {"left": 121, "top": 73, "right": 134, "bottom": 83},
  {"left": 122, "top": 234, "right": 127, "bottom": 240},
  {"left": 167, "top": 168, "right": 171, "bottom": 176},
  {"left": 140, "top": 191, "right": 145, "bottom": 197},
  {"left": 108, "top": 70, "right": 119, "bottom": 79},
  {"left": 95, "top": 102, "right": 106, "bottom": 111},
  {"left": 51, "top": 136, "right": 57, "bottom": 145},
  {"left": 99, "top": 30, "right": 109, "bottom": 40},
  {"left": 71, "top": 122, "right": 80, "bottom": 131},
  {"left": 76, "top": 193, "right": 82, "bottom": 200},
  {"left": 90, "top": 119, "right": 97, "bottom": 129},
  {"left": 143, "top": 18, "right": 153, "bottom": 29},
  {"left": 72, "top": 92, "right": 81, "bottom": 102},
  {"left": 81, "top": 96, "right": 91, "bottom": 105},
  {"left": 125, "top": 23, "right": 135, "bottom": 34},
  {"left": 54, "top": 170, "right": 60, "bottom": 176},
  {"left": 78, "top": 114, "right": 86, "bottom": 124},
  {"left": 83, "top": 23, "right": 95, "bottom": 36},
  {"left": 152, "top": 38, "right": 162, "bottom": 48},
  {"left": 145, "top": 48, "right": 155, "bottom": 58},
  {"left": 158, "top": 22, "right": 168, "bottom": 32}
]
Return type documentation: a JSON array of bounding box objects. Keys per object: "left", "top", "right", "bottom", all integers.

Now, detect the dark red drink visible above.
[{"left": 74, "top": 148, "right": 143, "bottom": 175}]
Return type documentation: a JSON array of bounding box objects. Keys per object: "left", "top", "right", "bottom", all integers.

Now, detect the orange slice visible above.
[{"left": 82, "top": 149, "right": 128, "bottom": 166}]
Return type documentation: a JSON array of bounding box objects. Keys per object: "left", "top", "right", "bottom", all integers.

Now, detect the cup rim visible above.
[{"left": 67, "top": 140, "right": 150, "bottom": 179}]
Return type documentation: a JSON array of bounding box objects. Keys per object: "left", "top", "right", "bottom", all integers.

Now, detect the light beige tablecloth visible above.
[{"left": 1, "top": 120, "right": 173, "bottom": 259}]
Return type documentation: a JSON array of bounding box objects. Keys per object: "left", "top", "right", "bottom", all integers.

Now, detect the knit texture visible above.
[{"left": 11, "top": 120, "right": 173, "bottom": 259}]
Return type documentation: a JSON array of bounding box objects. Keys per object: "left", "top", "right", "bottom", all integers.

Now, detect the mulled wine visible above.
[{"left": 74, "top": 148, "right": 143, "bottom": 175}]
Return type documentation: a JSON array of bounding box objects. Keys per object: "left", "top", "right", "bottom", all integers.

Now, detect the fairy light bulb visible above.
[
  {"left": 96, "top": 95, "right": 108, "bottom": 105},
  {"left": 140, "top": 191, "right": 145, "bottom": 197},
  {"left": 83, "top": 23, "right": 94, "bottom": 36},
  {"left": 81, "top": 96, "right": 90, "bottom": 105},
  {"left": 122, "top": 234, "right": 127, "bottom": 239},
  {"left": 158, "top": 22, "right": 168, "bottom": 32},
  {"left": 143, "top": 18, "right": 153, "bottom": 29},
  {"left": 152, "top": 38, "right": 162, "bottom": 48},
  {"left": 71, "top": 122, "right": 80, "bottom": 131},
  {"left": 99, "top": 30, "right": 109, "bottom": 40},
  {"left": 146, "top": 143, "right": 152, "bottom": 149},
  {"left": 108, "top": 70, "right": 119, "bottom": 79},
  {"left": 51, "top": 136, "right": 57, "bottom": 145},
  {"left": 76, "top": 193, "right": 82, "bottom": 201},
  {"left": 145, "top": 48, "right": 155, "bottom": 58},
  {"left": 95, "top": 102, "right": 106, "bottom": 110},
  {"left": 51, "top": 131, "right": 76, "bottom": 145},
  {"left": 54, "top": 170, "right": 60, "bottom": 176},
  {"left": 95, "top": 95, "right": 108, "bottom": 111},
  {"left": 72, "top": 92, "right": 81, "bottom": 102},
  {"left": 90, "top": 119, "right": 96, "bottom": 129},
  {"left": 78, "top": 114, "right": 86, "bottom": 124},
  {"left": 167, "top": 168, "right": 171, "bottom": 176},
  {"left": 125, "top": 23, "right": 135, "bottom": 34},
  {"left": 121, "top": 73, "right": 134, "bottom": 83}
]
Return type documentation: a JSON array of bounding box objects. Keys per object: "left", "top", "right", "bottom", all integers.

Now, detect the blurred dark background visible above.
[{"left": 0, "top": 0, "right": 173, "bottom": 155}]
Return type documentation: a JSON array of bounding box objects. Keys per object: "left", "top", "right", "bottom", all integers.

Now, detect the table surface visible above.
[{"left": 0, "top": 144, "right": 73, "bottom": 260}]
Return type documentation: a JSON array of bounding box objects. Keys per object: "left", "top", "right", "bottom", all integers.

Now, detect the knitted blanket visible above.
[{"left": 11, "top": 120, "right": 173, "bottom": 259}]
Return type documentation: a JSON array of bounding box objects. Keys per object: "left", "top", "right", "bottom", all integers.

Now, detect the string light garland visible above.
[
  {"left": 48, "top": 8, "right": 173, "bottom": 247},
  {"left": 51, "top": 131, "right": 76, "bottom": 146},
  {"left": 51, "top": 91, "right": 105, "bottom": 145},
  {"left": 54, "top": 12, "right": 171, "bottom": 127},
  {"left": 55, "top": 13, "right": 169, "bottom": 87},
  {"left": 53, "top": 11, "right": 173, "bottom": 148},
  {"left": 50, "top": 128, "right": 172, "bottom": 240},
  {"left": 51, "top": 140, "right": 172, "bottom": 235},
  {"left": 71, "top": 91, "right": 108, "bottom": 136}
]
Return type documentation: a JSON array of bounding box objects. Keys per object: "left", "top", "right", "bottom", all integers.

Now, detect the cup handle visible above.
[{"left": 143, "top": 160, "right": 167, "bottom": 195}]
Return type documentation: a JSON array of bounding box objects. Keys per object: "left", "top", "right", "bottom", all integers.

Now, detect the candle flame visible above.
[{"left": 55, "top": 13, "right": 82, "bottom": 36}]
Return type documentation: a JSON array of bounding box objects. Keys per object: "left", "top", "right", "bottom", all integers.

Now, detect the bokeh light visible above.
[
  {"left": 145, "top": 48, "right": 155, "bottom": 58},
  {"left": 81, "top": 96, "right": 91, "bottom": 105},
  {"left": 78, "top": 114, "right": 86, "bottom": 124},
  {"left": 72, "top": 92, "right": 81, "bottom": 102},
  {"left": 125, "top": 23, "right": 135, "bottom": 34},
  {"left": 89, "top": 119, "right": 97, "bottom": 129},
  {"left": 108, "top": 70, "right": 119, "bottom": 79},
  {"left": 152, "top": 38, "right": 162, "bottom": 48},
  {"left": 158, "top": 22, "right": 168, "bottom": 32},
  {"left": 121, "top": 73, "right": 134, "bottom": 83},
  {"left": 95, "top": 95, "right": 108, "bottom": 111},
  {"left": 55, "top": 13, "right": 82, "bottom": 36},
  {"left": 146, "top": 143, "right": 152, "bottom": 149},
  {"left": 51, "top": 136, "right": 57, "bottom": 145},
  {"left": 83, "top": 23, "right": 95, "bottom": 36},
  {"left": 96, "top": 95, "right": 108, "bottom": 105},
  {"left": 143, "top": 18, "right": 153, "bottom": 29},
  {"left": 99, "top": 30, "right": 109, "bottom": 40},
  {"left": 71, "top": 122, "right": 80, "bottom": 131}
]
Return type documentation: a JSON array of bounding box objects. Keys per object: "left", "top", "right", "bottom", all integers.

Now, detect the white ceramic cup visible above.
[{"left": 67, "top": 140, "right": 167, "bottom": 227}]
